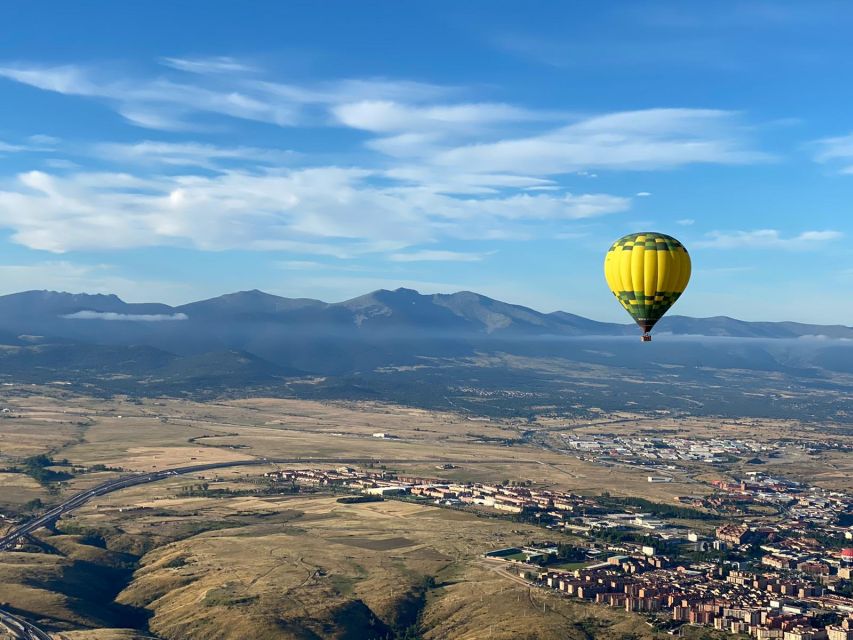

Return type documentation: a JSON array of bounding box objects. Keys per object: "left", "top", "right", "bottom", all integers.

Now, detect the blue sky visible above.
[{"left": 0, "top": 1, "right": 851, "bottom": 323}]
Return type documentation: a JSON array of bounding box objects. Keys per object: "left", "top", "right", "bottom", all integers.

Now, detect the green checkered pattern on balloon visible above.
[
  {"left": 614, "top": 290, "right": 682, "bottom": 321},
  {"left": 609, "top": 234, "right": 687, "bottom": 253}
]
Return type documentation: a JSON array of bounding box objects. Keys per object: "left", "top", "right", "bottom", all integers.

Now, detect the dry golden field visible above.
[
  {"left": 0, "top": 388, "right": 715, "bottom": 504},
  {"left": 3, "top": 477, "right": 666, "bottom": 640},
  {"left": 0, "top": 385, "right": 848, "bottom": 639}
]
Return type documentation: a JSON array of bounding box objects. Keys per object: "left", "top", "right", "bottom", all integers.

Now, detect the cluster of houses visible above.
[
  {"left": 264, "top": 466, "right": 597, "bottom": 514},
  {"left": 519, "top": 553, "right": 853, "bottom": 639},
  {"left": 561, "top": 434, "right": 777, "bottom": 465}
]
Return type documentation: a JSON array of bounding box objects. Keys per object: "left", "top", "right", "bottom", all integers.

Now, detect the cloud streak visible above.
[
  {"left": 0, "top": 168, "right": 630, "bottom": 253},
  {"left": 0, "top": 57, "right": 776, "bottom": 262},
  {"left": 62, "top": 310, "right": 189, "bottom": 321},
  {"left": 695, "top": 229, "right": 843, "bottom": 249},
  {"left": 428, "top": 109, "right": 770, "bottom": 176},
  {"left": 0, "top": 61, "right": 450, "bottom": 131},
  {"left": 93, "top": 140, "right": 298, "bottom": 169},
  {"left": 0, "top": 61, "right": 768, "bottom": 179},
  {"left": 813, "top": 132, "right": 853, "bottom": 174},
  {"left": 388, "top": 250, "right": 491, "bottom": 262}
]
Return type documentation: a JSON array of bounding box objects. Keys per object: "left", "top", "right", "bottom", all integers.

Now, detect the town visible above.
[
  {"left": 263, "top": 464, "right": 853, "bottom": 639},
  {"left": 560, "top": 434, "right": 852, "bottom": 473}
]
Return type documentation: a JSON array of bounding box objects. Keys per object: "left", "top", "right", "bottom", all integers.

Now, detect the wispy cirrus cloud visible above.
[
  {"left": 93, "top": 140, "right": 298, "bottom": 169},
  {"left": 0, "top": 60, "right": 768, "bottom": 175},
  {"left": 0, "top": 168, "right": 630, "bottom": 254},
  {"left": 426, "top": 109, "right": 770, "bottom": 176},
  {"left": 695, "top": 229, "right": 843, "bottom": 249},
  {"left": 160, "top": 56, "right": 259, "bottom": 75},
  {"left": 388, "top": 250, "right": 491, "bottom": 262},
  {"left": 62, "top": 310, "right": 188, "bottom": 321},
  {"left": 27, "top": 134, "right": 60, "bottom": 146},
  {"left": 813, "top": 132, "right": 853, "bottom": 174},
  {"left": 0, "top": 57, "right": 776, "bottom": 261},
  {"left": 331, "top": 100, "right": 551, "bottom": 134},
  {"left": 0, "top": 62, "right": 297, "bottom": 130},
  {"left": 0, "top": 134, "right": 60, "bottom": 154},
  {"left": 0, "top": 60, "right": 449, "bottom": 131},
  {"left": 0, "top": 141, "right": 27, "bottom": 153}
]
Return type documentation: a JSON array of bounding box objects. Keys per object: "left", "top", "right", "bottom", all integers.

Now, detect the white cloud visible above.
[
  {"left": 0, "top": 64, "right": 96, "bottom": 94},
  {"left": 0, "top": 168, "right": 629, "bottom": 254},
  {"left": 0, "top": 135, "right": 59, "bottom": 153},
  {"left": 813, "top": 132, "right": 853, "bottom": 173},
  {"left": 429, "top": 109, "right": 768, "bottom": 175},
  {"left": 676, "top": 218, "right": 695, "bottom": 225},
  {"left": 259, "top": 77, "right": 451, "bottom": 105},
  {"left": 0, "top": 63, "right": 768, "bottom": 183},
  {"left": 444, "top": 192, "right": 631, "bottom": 220},
  {"left": 359, "top": 108, "right": 766, "bottom": 192},
  {"left": 0, "top": 62, "right": 450, "bottom": 131},
  {"left": 94, "top": 141, "right": 297, "bottom": 169},
  {"left": 277, "top": 260, "right": 327, "bottom": 270},
  {"left": 43, "top": 159, "right": 79, "bottom": 170},
  {"left": 694, "top": 229, "right": 843, "bottom": 249},
  {"left": 0, "top": 58, "right": 777, "bottom": 266},
  {"left": 332, "top": 100, "right": 546, "bottom": 133},
  {"left": 160, "top": 56, "right": 259, "bottom": 75},
  {"left": 28, "top": 134, "right": 60, "bottom": 146},
  {"left": 0, "top": 141, "right": 26, "bottom": 153},
  {"left": 389, "top": 250, "right": 490, "bottom": 262},
  {"left": 62, "top": 310, "right": 188, "bottom": 321},
  {"left": 116, "top": 107, "right": 197, "bottom": 132},
  {"left": 635, "top": 191, "right": 652, "bottom": 197},
  {"left": 382, "top": 165, "right": 557, "bottom": 195},
  {"left": 0, "top": 63, "right": 296, "bottom": 129}
]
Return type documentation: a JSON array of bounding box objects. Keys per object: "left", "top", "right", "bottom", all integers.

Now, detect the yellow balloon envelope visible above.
[{"left": 604, "top": 232, "right": 691, "bottom": 341}]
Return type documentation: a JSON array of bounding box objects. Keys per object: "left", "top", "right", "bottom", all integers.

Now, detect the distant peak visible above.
[
  {"left": 15, "top": 290, "right": 124, "bottom": 302},
  {"left": 232, "top": 289, "right": 272, "bottom": 297},
  {"left": 444, "top": 290, "right": 488, "bottom": 300}
]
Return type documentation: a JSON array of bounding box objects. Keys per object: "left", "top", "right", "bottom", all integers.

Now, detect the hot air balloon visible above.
[{"left": 604, "top": 232, "right": 691, "bottom": 341}]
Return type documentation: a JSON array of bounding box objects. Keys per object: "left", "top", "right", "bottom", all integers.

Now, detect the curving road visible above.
[
  {"left": 0, "top": 453, "right": 528, "bottom": 637},
  {"left": 0, "top": 458, "right": 274, "bottom": 552},
  {"left": 0, "top": 455, "right": 526, "bottom": 551},
  {"left": 0, "top": 607, "right": 53, "bottom": 639}
]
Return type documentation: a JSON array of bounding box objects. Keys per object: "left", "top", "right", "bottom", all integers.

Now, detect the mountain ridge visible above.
[
  {"left": 0, "top": 288, "right": 850, "bottom": 412},
  {"left": 2, "top": 287, "right": 849, "bottom": 339}
]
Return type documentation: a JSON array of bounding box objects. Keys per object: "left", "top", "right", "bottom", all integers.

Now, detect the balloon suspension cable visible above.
[{"left": 641, "top": 333, "right": 652, "bottom": 342}]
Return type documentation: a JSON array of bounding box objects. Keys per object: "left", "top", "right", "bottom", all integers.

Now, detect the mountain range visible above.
[
  {"left": 1, "top": 287, "right": 850, "bottom": 340},
  {"left": 0, "top": 288, "right": 850, "bottom": 401}
]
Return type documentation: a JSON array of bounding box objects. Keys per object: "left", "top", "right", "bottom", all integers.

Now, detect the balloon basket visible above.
[{"left": 641, "top": 333, "right": 652, "bottom": 342}]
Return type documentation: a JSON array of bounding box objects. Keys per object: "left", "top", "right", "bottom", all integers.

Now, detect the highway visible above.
[
  {"left": 0, "top": 607, "right": 53, "bottom": 640},
  {"left": 0, "top": 458, "right": 274, "bottom": 552},
  {"left": 0, "top": 455, "right": 526, "bottom": 551},
  {"left": 0, "top": 453, "right": 528, "bottom": 637}
]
